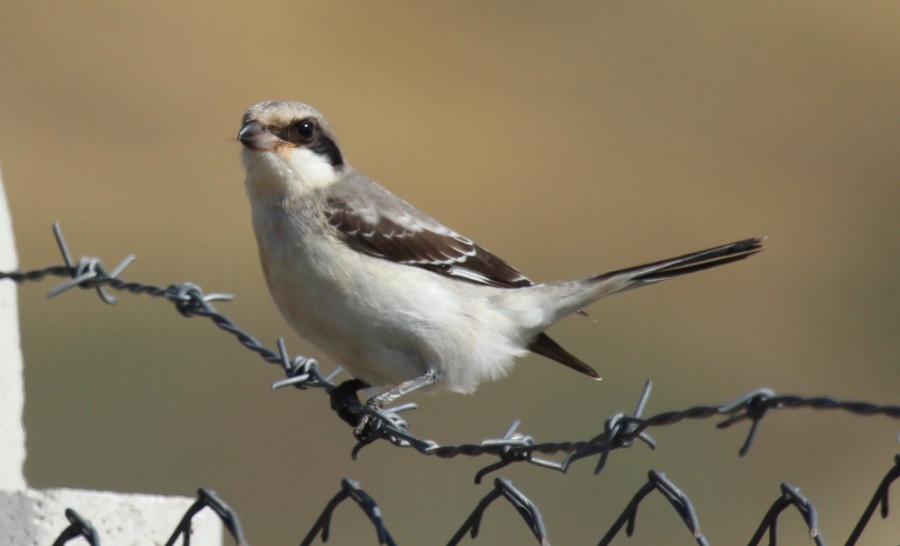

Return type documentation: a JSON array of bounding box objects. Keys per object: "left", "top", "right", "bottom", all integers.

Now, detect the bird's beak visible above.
[{"left": 238, "top": 120, "right": 282, "bottom": 152}]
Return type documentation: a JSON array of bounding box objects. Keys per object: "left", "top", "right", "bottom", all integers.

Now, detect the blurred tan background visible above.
[{"left": 1, "top": 2, "right": 898, "bottom": 543}]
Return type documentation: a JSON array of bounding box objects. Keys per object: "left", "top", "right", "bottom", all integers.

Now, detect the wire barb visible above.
[
  {"left": 715, "top": 388, "right": 776, "bottom": 455},
  {"left": 270, "top": 337, "right": 329, "bottom": 390},
  {"left": 47, "top": 222, "right": 136, "bottom": 304},
  {"left": 561, "top": 380, "right": 656, "bottom": 473},
  {"left": 473, "top": 420, "right": 560, "bottom": 484}
]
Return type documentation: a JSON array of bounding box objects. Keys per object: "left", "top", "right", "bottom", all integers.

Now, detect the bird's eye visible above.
[{"left": 291, "top": 119, "right": 317, "bottom": 142}]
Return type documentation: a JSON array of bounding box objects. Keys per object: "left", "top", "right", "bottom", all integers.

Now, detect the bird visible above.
[{"left": 237, "top": 100, "right": 763, "bottom": 414}]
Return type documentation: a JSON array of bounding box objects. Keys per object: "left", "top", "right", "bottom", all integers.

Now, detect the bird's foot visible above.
[
  {"left": 350, "top": 372, "right": 438, "bottom": 440},
  {"left": 329, "top": 378, "right": 369, "bottom": 427}
]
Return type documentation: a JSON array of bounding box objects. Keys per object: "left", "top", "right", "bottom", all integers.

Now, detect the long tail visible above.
[
  {"left": 527, "top": 237, "right": 765, "bottom": 378},
  {"left": 586, "top": 237, "right": 765, "bottom": 296}
]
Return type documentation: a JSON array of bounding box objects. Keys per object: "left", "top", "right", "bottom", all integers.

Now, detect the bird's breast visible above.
[{"left": 249, "top": 200, "right": 530, "bottom": 391}]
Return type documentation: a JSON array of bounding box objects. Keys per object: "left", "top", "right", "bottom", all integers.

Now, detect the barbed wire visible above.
[
  {"left": 4, "top": 223, "right": 336, "bottom": 390},
  {"left": 4, "top": 224, "right": 898, "bottom": 479},
  {"left": 51, "top": 455, "right": 898, "bottom": 545},
  {"left": 4, "top": 224, "right": 899, "bottom": 544}
]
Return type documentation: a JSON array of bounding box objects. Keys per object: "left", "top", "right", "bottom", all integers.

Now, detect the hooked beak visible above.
[{"left": 238, "top": 120, "right": 283, "bottom": 152}]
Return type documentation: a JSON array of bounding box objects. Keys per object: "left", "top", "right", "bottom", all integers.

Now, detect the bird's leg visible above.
[
  {"left": 329, "top": 373, "right": 438, "bottom": 436},
  {"left": 365, "top": 371, "right": 438, "bottom": 410},
  {"left": 329, "top": 378, "right": 370, "bottom": 427},
  {"left": 351, "top": 372, "right": 439, "bottom": 438}
]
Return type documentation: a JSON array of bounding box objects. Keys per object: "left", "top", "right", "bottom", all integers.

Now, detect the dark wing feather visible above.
[{"left": 325, "top": 196, "right": 532, "bottom": 288}]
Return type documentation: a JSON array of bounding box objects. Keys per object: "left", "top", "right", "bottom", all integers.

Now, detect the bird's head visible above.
[{"left": 238, "top": 101, "right": 345, "bottom": 199}]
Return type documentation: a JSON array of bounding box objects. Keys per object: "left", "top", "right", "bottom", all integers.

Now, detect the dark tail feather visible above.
[
  {"left": 590, "top": 237, "right": 765, "bottom": 291},
  {"left": 528, "top": 332, "right": 601, "bottom": 379}
]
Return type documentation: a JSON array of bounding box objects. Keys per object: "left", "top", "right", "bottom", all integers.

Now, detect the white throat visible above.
[{"left": 243, "top": 146, "right": 341, "bottom": 200}]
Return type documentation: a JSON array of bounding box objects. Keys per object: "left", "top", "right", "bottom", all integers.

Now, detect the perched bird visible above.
[{"left": 238, "top": 101, "right": 763, "bottom": 411}]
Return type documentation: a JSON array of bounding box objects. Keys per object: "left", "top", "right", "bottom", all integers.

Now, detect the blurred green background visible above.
[{"left": 1, "top": 2, "right": 898, "bottom": 544}]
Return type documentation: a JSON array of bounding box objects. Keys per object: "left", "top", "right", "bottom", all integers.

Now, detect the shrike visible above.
[{"left": 238, "top": 101, "right": 763, "bottom": 412}]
